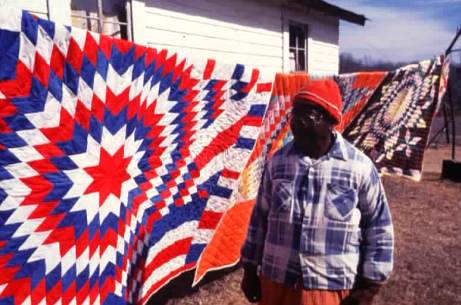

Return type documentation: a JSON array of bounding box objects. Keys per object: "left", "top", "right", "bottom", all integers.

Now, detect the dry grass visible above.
[{"left": 375, "top": 173, "right": 461, "bottom": 305}]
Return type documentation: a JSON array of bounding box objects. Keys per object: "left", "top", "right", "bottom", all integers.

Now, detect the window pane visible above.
[
  {"left": 102, "top": 0, "right": 127, "bottom": 38},
  {"left": 297, "top": 50, "right": 305, "bottom": 71},
  {"left": 298, "top": 28, "right": 305, "bottom": 50},
  {"left": 289, "top": 49, "right": 296, "bottom": 71},
  {"left": 71, "top": 1, "right": 97, "bottom": 12},
  {"left": 288, "top": 22, "right": 308, "bottom": 71},
  {"left": 71, "top": 11, "right": 99, "bottom": 32},
  {"left": 289, "top": 25, "right": 297, "bottom": 48},
  {"left": 71, "top": 0, "right": 129, "bottom": 39}
]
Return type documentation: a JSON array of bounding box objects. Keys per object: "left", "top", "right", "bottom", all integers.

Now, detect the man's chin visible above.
[
  {"left": 294, "top": 130, "right": 317, "bottom": 139},
  {"left": 293, "top": 135, "right": 317, "bottom": 146}
]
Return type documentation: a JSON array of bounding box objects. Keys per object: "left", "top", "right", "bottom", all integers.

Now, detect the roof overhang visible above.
[{"left": 288, "top": 0, "right": 367, "bottom": 26}]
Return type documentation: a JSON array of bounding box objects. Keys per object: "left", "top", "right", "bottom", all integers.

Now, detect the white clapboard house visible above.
[{"left": 0, "top": 0, "right": 365, "bottom": 74}]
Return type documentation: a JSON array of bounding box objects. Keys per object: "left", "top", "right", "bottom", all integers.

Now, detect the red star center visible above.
[{"left": 84, "top": 147, "right": 132, "bottom": 204}]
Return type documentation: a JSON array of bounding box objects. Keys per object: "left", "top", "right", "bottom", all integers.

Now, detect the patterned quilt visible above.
[
  {"left": 341, "top": 57, "right": 447, "bottom": 180},
  {"left": 195, "top": 59, "right": 448, "bottom": 285},
  {"left": 194, "top": 73, "right": 309, "bottom": 284},
  {"left": 0, "top": 7, "right": 272, "bottom": 305},
  {"left": 0, "top": 6, "right": 448, "bottom": 305}
]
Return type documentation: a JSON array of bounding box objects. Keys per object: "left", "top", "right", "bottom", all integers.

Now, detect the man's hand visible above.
[
  {"left": 240, "top": 264, "right": 261, "bottom": 303},
  {"left": 341, "top": 277, "right": 382, "bottom": 305}
]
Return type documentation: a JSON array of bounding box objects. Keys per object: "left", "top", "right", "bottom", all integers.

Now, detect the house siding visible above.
[
  {"left": 2, "top": 0, "right": 340, "bottom": 75},
  {"left": 0, "top": 0, "right": 71, "bottom": 25},
  {"left": 135, "top": 0, "right": 284, "bottom": 72},
  {"left": 0, "top": 0, "right": 48, "bottom": 18},
  {"left": 137, "top": 0, "right": 339, "bottom": 75}
]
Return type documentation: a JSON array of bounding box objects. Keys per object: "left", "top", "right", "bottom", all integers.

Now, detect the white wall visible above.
[
  {"left": 1, "top": 0, "right": 340, "bottom": 75},
  {"left": 0, "top": 0, "right": 71, "bottom": 25},
  {"left": 136, "top": 0, "right": 284, "bottom": 72},
  {"left": 0, "top": 0, "right": 48, "bottom": 18},
  {"left": 135, "top": 0, "right": 340, "bottom": 75},
  {"left": 48, "top": 0, "right": 71, "bottom": 25}
]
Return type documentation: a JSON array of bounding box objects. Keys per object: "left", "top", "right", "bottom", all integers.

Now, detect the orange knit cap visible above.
[{"left": 293, "top": 79, "right": 343, "bottom": 124}]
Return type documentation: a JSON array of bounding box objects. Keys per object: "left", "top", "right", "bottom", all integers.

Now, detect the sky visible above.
[{"left": 329, "top": 0, "right": 461, "bottom": 63}]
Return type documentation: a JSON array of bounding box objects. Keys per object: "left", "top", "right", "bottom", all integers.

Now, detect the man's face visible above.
[{"left": 290, "top": 99, "right": 334, "bottom": 143}]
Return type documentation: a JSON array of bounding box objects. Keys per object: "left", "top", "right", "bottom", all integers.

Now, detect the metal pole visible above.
[
  {"left": 443, "top": 102, "right": 450, "bottom": 144},
  {"left": 447, "top": 76, "right": 456, "bottom": 159},
  {"left": 97, "top": 0, "right": 104, "bottom": 33},
  {"left": 45, "top": 0, "right": 50, "bottom": 20},
  {"left": 444, "top": 27, "right": 461, "bottom": 160},
  {"left": 71, "top": 14, "right": 129, "bottom": 25},
  {"left": 426, "top": 102, "right": 450, "bottom": 147},
  {"left": 126, "top": 0, "right": 133, "bottom": 41},
  {"left": 445, "top": 27, "right": 461, "bottom": 56},
  {"left": 426, "top": 125, "right": 446, "bottom": 148}
]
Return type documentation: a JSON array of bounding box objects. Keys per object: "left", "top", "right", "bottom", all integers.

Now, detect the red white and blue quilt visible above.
[{"left": 0, "top": 7, "right": 272, "bottom": 305}]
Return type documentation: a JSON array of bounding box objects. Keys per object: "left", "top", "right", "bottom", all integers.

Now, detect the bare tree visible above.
[{"left": 339, "top": 53, "right": 412, "bottom": 74}]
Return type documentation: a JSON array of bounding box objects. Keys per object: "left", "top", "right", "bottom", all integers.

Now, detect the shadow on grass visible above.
[{"left": 146, "top": 264, "right": 240, "bottom": 305}]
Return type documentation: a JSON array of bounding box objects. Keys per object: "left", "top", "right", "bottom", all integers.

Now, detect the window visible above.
[
  {"left": 289, "top": 23, "right": 308, "bottom": 72},
  {"left": 71, "top": 0, "right": 132, "bottom": 40}
]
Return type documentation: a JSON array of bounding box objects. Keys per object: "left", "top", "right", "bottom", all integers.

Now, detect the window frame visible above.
[
  {"left": 288, "top": 21, "right": 309, "bottom": 72},
  {"left": 70, "top": 0, "right": 133, "bottom": 40}
]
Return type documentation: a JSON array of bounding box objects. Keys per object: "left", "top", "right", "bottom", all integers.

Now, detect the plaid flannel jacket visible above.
[{"left": 241, "top": 133, "right": 394, "bottom": 290}]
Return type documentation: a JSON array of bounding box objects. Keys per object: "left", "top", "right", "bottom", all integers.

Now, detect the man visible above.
[{"left": 240, "top": 79, "right": 394, "bottom": 305}]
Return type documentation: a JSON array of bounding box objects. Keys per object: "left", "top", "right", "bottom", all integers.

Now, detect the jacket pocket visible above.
[
  {"left": 325, "top": 184, "right": 357, "bottom": 221},
  {"left": 271, "top": 179, "right": 293, "bottom": 214}
]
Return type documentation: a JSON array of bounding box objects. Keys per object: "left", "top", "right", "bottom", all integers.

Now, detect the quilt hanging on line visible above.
[
  {"left": 195, "top": 58, "right": 448, "bottom": 282},
  {"left": 340, "top": 56, "right": 447, "bottom": 180},
  {"left": 0, "top": 5, "right": 449, "bottom": 305},
  {"left": 0, "top": 7, "right": 272, "bottom": 305}
]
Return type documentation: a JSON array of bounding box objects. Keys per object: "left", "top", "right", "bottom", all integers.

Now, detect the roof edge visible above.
[{"left": 293, "top": 0, "right": 367, "bottom": 26}]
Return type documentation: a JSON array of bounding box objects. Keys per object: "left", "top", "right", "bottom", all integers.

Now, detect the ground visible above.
[{"left": 153, "top": 116, "right": 461, "bottom": 305}]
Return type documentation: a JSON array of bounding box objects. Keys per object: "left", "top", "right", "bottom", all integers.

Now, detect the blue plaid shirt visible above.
[{"left": 241, "top": 133, "right": 394, "bottom": 290}]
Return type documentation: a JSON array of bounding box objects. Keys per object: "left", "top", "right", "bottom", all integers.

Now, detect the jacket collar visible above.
[{"left": 327, "top": 132, "right": 348, "bottom": 161}]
